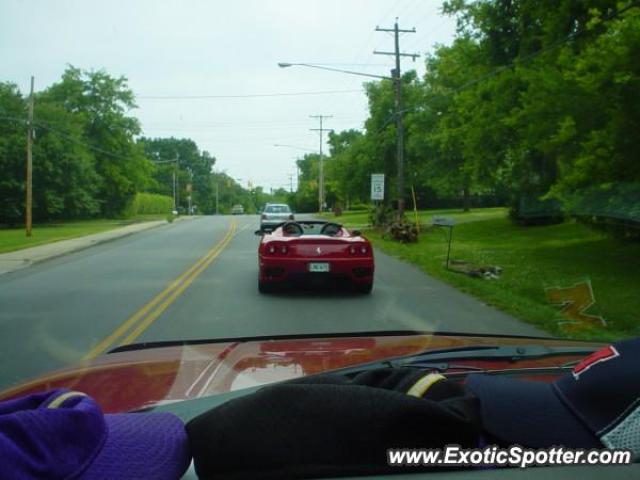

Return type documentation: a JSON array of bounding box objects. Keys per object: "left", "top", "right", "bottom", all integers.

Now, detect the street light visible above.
[
  {"left": 279, "top": 61, "right": 410, "bottom": 217},
  {"left": 278, "top": 62, "right": 390, "bottom": 80}
]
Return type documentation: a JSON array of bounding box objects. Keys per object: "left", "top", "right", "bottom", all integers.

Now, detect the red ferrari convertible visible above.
[{"left": 257, "top": 221, "right": 374, "bottom": 294}]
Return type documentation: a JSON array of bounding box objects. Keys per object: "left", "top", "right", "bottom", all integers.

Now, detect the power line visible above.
[
  {"left": 137, "top": 89, "right": 363, "bottom": 100},
  {"left": 0, "top": 115, "right": 321, "bottom": 156},
  {"left": 0, "top": 115, "right": 135, "bottom": 162},
  {"left": 323, "top": 0, "right": 406, "bottom": 119},
  {"left": 367, "top": 0, "right": 640, "bottom": 137},
  {"left": 395, "top": 0, "right": 424, "bottom": 24},
  {"left": 142, "top": 118, "right": 363, "bottom": 127}
]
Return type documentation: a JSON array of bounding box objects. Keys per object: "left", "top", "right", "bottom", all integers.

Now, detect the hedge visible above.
[{"left": 124, "top": 193, "right": 173, "bottom": 217}]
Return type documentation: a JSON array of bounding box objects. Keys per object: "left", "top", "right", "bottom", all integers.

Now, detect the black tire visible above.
[
  {"left": 258, "top": 280, "right": 273, "bottom": 294},
  {"left": 353, "top": 282, "right": 373, "bottom": 294}
]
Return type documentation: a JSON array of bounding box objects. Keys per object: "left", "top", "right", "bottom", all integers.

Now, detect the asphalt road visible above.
[{"left": 0, "top": 215, "right": 546, "bottom": 390}]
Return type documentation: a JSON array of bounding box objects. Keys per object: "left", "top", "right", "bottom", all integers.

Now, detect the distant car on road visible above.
[
  {"left": 231, "top": 204, "right": 244, "bottom": 215},
  {"left": 256, "top": 220, "right": 374, "bottom": 294},
  {"left": 260, "top": 203, "right": 294, "bottom": 231}
]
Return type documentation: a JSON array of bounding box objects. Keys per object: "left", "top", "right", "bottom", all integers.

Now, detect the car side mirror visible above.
[
  {"left": 352, "top": 230, "right": 361, "bottom": 236},
  {"left": 254, "top": 229, "right": 263, "bottom": 236}
]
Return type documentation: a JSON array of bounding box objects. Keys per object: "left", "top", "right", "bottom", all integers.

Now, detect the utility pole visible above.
[
  {"left": 374, "top": 19, "right": 418, "bottom": 219},
  {"left": 25, "top": 76, "right": 34, "bottom": 237},
  {"left": 187, "top": 167, "right": 193, "bottom": 215},
  {"left": 215, "top": 182, "right": 219, "bottom": 215},
  {"left": 173, "top": 154, "right": 180, "bottom": 214},
  {"left": 310, "top": 114, "right": 332, "bottom": 213},
  {"left": 176, "top": 170, "right": 180, "bottom": 213},
  {"left": 172, "top": 169, "right": 176, "bottom": 212}
]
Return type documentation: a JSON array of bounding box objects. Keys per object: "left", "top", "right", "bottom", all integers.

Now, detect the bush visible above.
[
  {"left": 369, "top": 204, "right": 395, "bottom": 227},
  {"left": 349, "top": 203, "right": 370, "bottom": 212},
  {"left": 124, "top": 193, "right": 173, "bottom": 217},
  {"left": 385, "top": 221, "right": 419, "bottom": 243}
]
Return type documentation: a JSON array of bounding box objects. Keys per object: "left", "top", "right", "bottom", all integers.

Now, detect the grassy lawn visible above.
[
  {"left": 326, "top": 208, "right": 639, "bottom": 340},
  {"left": 322, "top": 207, "right": 507, "bottom": 228},
  {"left": 0, "top": 215, "right": 167, "bottom": 254},
  {"left": 367, "top": 216, "right": 640, "bottom": 340}
]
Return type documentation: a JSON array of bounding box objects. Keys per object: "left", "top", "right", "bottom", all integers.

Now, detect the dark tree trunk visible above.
[{"left": 462, "top": 185, "right": 471, "bottom": 212}]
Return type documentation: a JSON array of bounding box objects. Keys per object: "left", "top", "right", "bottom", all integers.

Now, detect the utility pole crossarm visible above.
[
  {"left": 375, "top": 26, "right": 416, "bottom": 33},
  {"left": 373, "top": 50, "right": 420, "bottom": 61},
  {"left": 375, "top": 19, "right": 418, "bottom": 220}
]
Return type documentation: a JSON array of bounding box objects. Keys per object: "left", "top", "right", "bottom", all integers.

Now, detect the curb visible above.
[{"left": 0, "top": 220, "right": 176, "bottom": 277}]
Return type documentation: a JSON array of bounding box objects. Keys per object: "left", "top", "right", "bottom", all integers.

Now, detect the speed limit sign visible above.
[{"left": 370, "top": 174, "right": 385, "bottom": 201}]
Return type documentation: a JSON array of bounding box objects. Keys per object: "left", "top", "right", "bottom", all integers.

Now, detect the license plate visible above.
[{"left": 308, "top": 262, "right": 330, "bottom": 273}]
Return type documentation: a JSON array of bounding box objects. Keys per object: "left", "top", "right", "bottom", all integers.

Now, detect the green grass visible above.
[
  {"left": 320, "top": 210, "right": 370, "bottom": 226},
  {"left": 0, "top": 215, "right": 167, "bottom": 254},
  {"left": 322, "top": 207, "right": 508, "bottom": 228},
  {"left": 363, "top": 214, "right": 639, "bottom": 341}
]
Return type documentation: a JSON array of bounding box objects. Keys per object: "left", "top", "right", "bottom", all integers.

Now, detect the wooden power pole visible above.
[
  {"left": 26, "top": 76, "right": 34, "bottom": 237},
  {"left": 310, "top": 114, "right": 332, "bottom": 213},
  {"left": 374, "top": 19, "right": 418, "bottom": 219}
]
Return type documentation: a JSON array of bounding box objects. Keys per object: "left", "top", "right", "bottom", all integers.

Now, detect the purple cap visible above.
[{"left": 0, "top": 389, "right": 191, "bottom": 480}]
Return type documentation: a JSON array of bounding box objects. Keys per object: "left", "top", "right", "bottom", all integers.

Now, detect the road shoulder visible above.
[{"left": 0, "top": 218, "right": 197, "bottom": 276}]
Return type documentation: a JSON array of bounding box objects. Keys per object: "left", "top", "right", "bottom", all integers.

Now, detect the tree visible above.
[
  {"left": 295, "top": 154, "right": 321, "bottom": 212},
  {"left": 325, "top": 129, "right": 366, "bottom": 206},
  {"left": 0, "top": 83, "right": 27, "bottom": 225},
  {"left": 140, "top": 137, "right": 216, "bottom": 213},
  {"left": 42, "top": 66, "right": 153, "bottom": 216},
  {"left": 0, "top": 82, "right": 101, "bottom": 224},
  {"left": 31, "top": 99, "right": 100, "bottom": 220}
]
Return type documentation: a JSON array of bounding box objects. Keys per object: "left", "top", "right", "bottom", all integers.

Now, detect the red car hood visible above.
[{"left": 0, "top": 332, "right": 602, "bottom": 413}]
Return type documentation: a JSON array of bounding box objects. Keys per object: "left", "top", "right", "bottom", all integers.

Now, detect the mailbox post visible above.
[{"left": 433, "top": 216, "right": 455, "bottom": 270}]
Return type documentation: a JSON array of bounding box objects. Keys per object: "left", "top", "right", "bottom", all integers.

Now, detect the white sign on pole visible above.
[{"left": 370, "top": 174, "right": 385, "bottom": 201}]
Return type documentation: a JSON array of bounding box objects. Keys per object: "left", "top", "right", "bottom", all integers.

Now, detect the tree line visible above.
[
  {"left": 292, "top": 0, "right": 640, "bottom": 226},
  {"left": 0, "top": 67, "right": 265, "bottom": 225},
  {"left": 3, "top": 1, "right": 638, "bottom": 226}
]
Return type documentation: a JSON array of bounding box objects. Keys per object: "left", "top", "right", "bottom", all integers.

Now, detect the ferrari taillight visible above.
[
  {"left": 265, "top": 243, "right": 287, "bottom": 255},
  {"left": 349, "top": 244, "right": 368, "bottom": 255}
]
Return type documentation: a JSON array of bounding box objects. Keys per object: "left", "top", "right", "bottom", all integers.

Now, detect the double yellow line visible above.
[{"left": 83, "top": 219, "right": 237, "bottom": 360}]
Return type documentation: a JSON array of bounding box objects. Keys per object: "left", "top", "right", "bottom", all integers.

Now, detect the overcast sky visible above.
[{"left": 1, "top": 0, "right": 457, "bottom": 191}]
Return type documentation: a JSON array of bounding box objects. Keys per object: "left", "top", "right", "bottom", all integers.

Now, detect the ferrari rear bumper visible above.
[{"left": 259, "top": 256, "right": 374, "bottom": 285}]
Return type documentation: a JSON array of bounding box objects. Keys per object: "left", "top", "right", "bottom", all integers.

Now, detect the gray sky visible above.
[{"left": 1, "top": 0, "right": 457, "bottom": 191}]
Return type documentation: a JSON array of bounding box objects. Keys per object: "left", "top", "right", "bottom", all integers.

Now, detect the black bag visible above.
[{"left": 187, "top": 368, "right": 482, "bottom": 479}]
